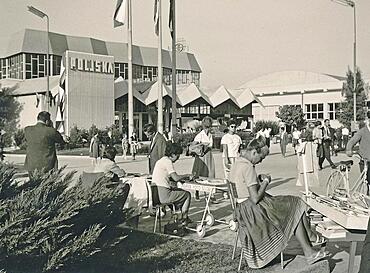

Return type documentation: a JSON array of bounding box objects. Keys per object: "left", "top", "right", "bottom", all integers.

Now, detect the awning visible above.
[{"left": 0, "top": 76, "right": 60, "bottom": 97}]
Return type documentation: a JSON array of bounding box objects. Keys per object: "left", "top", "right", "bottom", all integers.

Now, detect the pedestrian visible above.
[
  {"left": 121, "top": 134, "right": 129, "bottom": 160},
  {"left": 130, "top": 131, "right": 139, "bottom": 160},
  {"left": 328, "top": 124, "right": 337, "bottom": 156},
  {"left": 346, "top": 112, "right": 370, "bottom": 273},
  {"left": 143, "top": 123, "right": 167, "bottom": 174},
  {"left": 319, "top": 119, "right": 336, "bottom": 169},
  {"left": 89, "top": 133, "right": 100, "bottom": 166},
  {"left": 24, "top": 111, "right": 65, "bottom": 176},
  {"left": 263, "top": 127, "right": 272, "bottom": 148},
  {"left": 221, "top": 119, "right": 242, "bottom": 180},
  {"left": 279, "top": 127, "right": 288, "bottom": 157},
  {"left": 292, "top": 127, "right": 301, "bottom": 154},
  {"left": 336, "top": 127, "right": 343, "bottom": 152},
  {"left": 296, "top": 124, "right": 319, "bottom": 187},
  {"left": 192, "top": 116, "right": 215, "bottom": 201},
  {"left": 342, "top": 126, "right": 350, "bottom": 149}
]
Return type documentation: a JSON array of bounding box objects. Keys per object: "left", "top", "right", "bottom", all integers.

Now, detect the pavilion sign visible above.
[{"left": 70, "top": 57, "right": 114, "bottom": 74}]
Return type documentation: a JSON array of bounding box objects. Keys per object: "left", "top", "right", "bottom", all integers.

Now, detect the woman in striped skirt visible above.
[{"left": 229, "top": 137, "right": 327, "bottom": 269}]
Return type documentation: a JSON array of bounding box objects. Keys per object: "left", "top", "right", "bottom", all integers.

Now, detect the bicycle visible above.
[{"left": 326, "top": 154, "right": 370, "bottom": 209}]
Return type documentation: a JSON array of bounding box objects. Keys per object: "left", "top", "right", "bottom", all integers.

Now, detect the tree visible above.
[
  {"left": 276, "top": 105, "right": 306, "bottom": 130},
  {"left": 0, "top": 86, "right": 22, "bottom": 146},
  {"left": 338, "top": 68, "right": 369, "bottom": 128}
]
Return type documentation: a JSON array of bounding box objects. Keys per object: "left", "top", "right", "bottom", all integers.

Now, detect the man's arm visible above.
[{"left": 346, "top": 130, "right": 362, "bottom": 157}]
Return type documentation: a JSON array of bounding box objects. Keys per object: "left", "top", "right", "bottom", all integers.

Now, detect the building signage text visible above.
[{"left": 70, "top": 57, "right": 114, "bottom": 74}]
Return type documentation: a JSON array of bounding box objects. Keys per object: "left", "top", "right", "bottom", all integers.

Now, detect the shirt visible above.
[
  {"left": 229, "top": 157, "right": 258, "bottom": 199},
  {"left": 194, "top": 130, "right": 213, "bottom": 148},
  {"left": 292, "top": 131, "right": 301, "bottom": 140},
  {"left": 342, "top": 127, "right": 349, "bottom": 136},
  {"left": 151, "top": 156, "right": 176, "bottom": 188},
  {"left": 346, "top": 125, "right": 370, "bottom": 161},
  {"left": 221, "top": 133, "right": 242, "bottom": 158},
  {"left": 94, "top": 158, "right": 126, "bottom": 178}
]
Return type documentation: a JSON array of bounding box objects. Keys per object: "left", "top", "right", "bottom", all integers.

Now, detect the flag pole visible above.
[
  {"left": 171, "top": 0, "right": 177, "bottom": 136},
  {"left": 127, "top": 0, "right": 134, "bottom": 140},
  {"left": 157, "top": 0, "right": 163, "bottom": 133}
]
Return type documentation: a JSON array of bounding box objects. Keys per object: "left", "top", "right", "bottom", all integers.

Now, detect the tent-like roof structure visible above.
[
  {"left": 2, "top": 29, "right": 201, "bottom": 73},
  {"left": 114, "top": 81, "right": 258, "bottom": 108},
  {"left": 238, "top": 70, "right": 344, "bottom": 95},
  {"left": 0, "top": 76, "right": 60, "bottom": 96}
]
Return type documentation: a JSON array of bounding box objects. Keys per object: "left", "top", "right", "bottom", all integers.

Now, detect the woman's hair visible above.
[
  {"left": 103, "top": 145, "right": 117, "bottom": 161},
  {"left": 202, "top": 116, "right": 213, "bottom": 129},
  {"left": 165, "top": 142, "right": 183, "bottom": 156},
  {"left": 227, "top": 119, "right": 237, "bottom": 127},
  {"left": 143, "top": 123, "right": 156, "bottom": 134}
]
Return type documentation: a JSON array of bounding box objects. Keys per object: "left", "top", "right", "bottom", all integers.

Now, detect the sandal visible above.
[
  {"left": 306, "top": 250, "right": 328, "bottom": 265},
  {"left": 311, "top": 234, "right": 327, "bottom": 246}
]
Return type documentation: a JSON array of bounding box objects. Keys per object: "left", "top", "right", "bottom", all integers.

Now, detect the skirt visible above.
[
  {"left": 236, "top": 194, "right": 306, "bottom": 269},
  {"left": 191, "top": 150, "right": 215, "bottom": 178}
]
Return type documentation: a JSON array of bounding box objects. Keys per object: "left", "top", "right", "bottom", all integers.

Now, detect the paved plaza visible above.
[{"left": 4, "top": 143, "right": 364, "bottom": 272}]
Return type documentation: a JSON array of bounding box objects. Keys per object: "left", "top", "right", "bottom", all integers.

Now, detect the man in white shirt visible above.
[
  {"left": 342, "top": 126, "right": 350, "bottom": 150},
  {"left": 221, "top": 120, "right": 242, "bottom": 179},
  {"left": 263, "top": 127, "right": 272, "bottom": 148}
]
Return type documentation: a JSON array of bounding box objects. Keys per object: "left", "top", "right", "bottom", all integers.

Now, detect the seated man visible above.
[
  {"left": 152, "top": 142, "right": 192, "bottom": 224},
  {"left": 94, "top": 145, "right": 126, "bottom": 180}
]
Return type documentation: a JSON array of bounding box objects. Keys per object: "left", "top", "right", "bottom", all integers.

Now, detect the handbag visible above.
[
  {"left": 163, "top": 216, "right": 186, "bottom": 236},
  {"left": 187, "top": 142, "right": 205, "bottom": 157}
]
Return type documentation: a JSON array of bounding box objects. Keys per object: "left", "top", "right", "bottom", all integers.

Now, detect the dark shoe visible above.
[
  {"left": 210, "top": 196, "right": 219, "bottom": 204},
  {"left": 319, "top": 166, "right": 323, "bottom": 170},
  {"left": 331, "top": 165, "right": 337, "bottom": 169},
  {"left": 180, "top": 217, "right": 193, "bottom": 226}
]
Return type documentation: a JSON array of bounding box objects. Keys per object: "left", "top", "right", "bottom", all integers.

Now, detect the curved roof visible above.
[
  {"left": 3, "top": 29, "right": 201, "bottom": 72},
  {"left": 238, "top": 70, "right": 344, "bottom": 95}
]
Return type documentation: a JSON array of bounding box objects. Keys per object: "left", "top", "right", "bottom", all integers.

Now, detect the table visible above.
[
  {"left": 177, "top": 178, "right": 230, "bottom": 237},
  {"left": 306, "top": 193, "right": 368, "bottom": 273}
]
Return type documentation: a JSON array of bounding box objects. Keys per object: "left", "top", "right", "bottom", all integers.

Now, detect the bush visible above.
[
  {"left": 172, "top": 132, "right": 196, "bottom": 149},
  {"left": 253, "top": 120, "right": 280, "bottom": 136},
  {"left": 13, "top": 128, "right": 27, "bottom": 150},
  {"left": 67, "top": 125, "right": 89, "bottom": 149},
  {"left": 0, "top": 163, "right": 132, "bottom": 272}
]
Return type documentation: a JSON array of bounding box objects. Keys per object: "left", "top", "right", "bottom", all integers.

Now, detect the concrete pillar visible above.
[
  {"left": 118, "top": 111, "right": 123, "bottom": 133},
  {"left": 138, "top": 112, "right": 143, "bottom": 140}
]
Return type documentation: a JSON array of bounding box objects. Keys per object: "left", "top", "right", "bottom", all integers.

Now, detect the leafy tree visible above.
[
  {"left": 338, "top": 68, "right": 369, "bottom": 127},
  {"left": 0, "top": 86, "right": 22, "bottom": 146},
  {"left": 276, "top": 105, "right": 306, "bottom": 130}
]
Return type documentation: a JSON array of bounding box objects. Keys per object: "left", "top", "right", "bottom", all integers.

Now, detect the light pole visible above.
[
  {"left": 27, "top": 6, "right": 50, "bottom": 112},
  {"left": 331, "top": 0, "right": 356, "bottom": 122}
]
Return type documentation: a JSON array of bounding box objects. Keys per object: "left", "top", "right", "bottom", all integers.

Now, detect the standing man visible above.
[
  {"left": 279, "top": 127, "right": 288, "bottom": 157},
  {"left": 143, "top": 123, "right": 167, "bottom": 174},
  {"left": 263, "top": 127, "right": 272, "bottom": 148},
  {"left": 342, "top": 126, "right": 350, "bottom": 150},
  {"left": 24, "top": 111, "right": 65, "bottom": 176},
  {"left": 221, "top": 120, "right": 242, "bottom": 179},
  {"left": 319, "top": 119, "right": 336, "bottom": 169}
]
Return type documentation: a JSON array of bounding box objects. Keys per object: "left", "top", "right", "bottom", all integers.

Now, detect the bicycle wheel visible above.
[{"left": 326, "top": 170, "right": 347, "bottom": 197}]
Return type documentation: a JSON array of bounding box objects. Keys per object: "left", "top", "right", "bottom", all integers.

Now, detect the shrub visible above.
[
  {"left": 67, "top": 125, "right": 89, "bottom": 149},
  {"left": 13, "top": 128, "right": 27, "bottom": 150},
  {"left": 0, "top": 163, "right": 132, "bottom": 272},
  {"left": 253, "top": 120, "right": 280, "bottom": 136},
  {"left": 172, "top": 132, "right": 196, "bottom": 149}
]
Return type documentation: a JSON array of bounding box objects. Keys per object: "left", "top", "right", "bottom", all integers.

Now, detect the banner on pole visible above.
[
  {"left": 154, "top": 0, "right": 159, "bottom": 35},
  {"left": 114, "top": 0, "right": 126, "bottom": 27}
]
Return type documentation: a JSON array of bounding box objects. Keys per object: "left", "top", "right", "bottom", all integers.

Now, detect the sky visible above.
[{"left": 1, "top": 0, "right": 370, "bottom": 90}]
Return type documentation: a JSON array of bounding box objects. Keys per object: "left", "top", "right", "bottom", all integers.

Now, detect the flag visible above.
[
  {"left": 56, "top": 56, "right": 66, "bottom": 133},
  {"left": 154, "top": 0, "right": 159, "bottom": 35},
  {"left": 168, "top": 0, "right": 173, "bottom": 38},
  {"left": 114, "top": 0, "right": 126, "bottom": 28}
]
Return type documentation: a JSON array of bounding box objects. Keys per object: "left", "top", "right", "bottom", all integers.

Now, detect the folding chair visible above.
[
  {"left": 145, "top": 178, "right": 176, "bottom": 233},
  {"left": 225, "top": 180, "right": 284, "bottom": 271}
]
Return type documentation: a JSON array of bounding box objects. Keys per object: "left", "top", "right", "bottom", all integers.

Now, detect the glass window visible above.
[{"left": 305, "top": 103, "right": 323, "bottom": 120}]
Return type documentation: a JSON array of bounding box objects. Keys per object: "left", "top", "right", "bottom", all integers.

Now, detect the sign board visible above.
[{"left": 65, "top": 51, "right": 114, "bottom": 135}]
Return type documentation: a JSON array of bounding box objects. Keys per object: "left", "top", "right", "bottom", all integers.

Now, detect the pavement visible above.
[{"left": 3, "top": 144, "right": 365, "bottom": 273}]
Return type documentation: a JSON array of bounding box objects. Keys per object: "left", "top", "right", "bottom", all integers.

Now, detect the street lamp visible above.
[
  {"left": 331, "top": 0, "right": 356, "bottom": 122},
  {"left": 27, "top": 6, "right": 50, "bottom": 112}
]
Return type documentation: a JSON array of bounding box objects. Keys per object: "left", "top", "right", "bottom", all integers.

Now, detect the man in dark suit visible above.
[
  {"left": 319, "top": 119, "right": 336, "bottom": 169},
  {"left": 24, "top": 111, "right": 65, "bottom": 175},
  {"left": 143, "top": 124, "right": 167, "bottom": 174}
]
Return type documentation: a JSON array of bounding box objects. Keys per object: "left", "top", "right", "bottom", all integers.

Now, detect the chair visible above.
[
  {"left": 145, "top": 178, "right": 176, "bottom": 233},
  {"left": 225, "top": 180, "right": 284, "bottom": 271}
]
